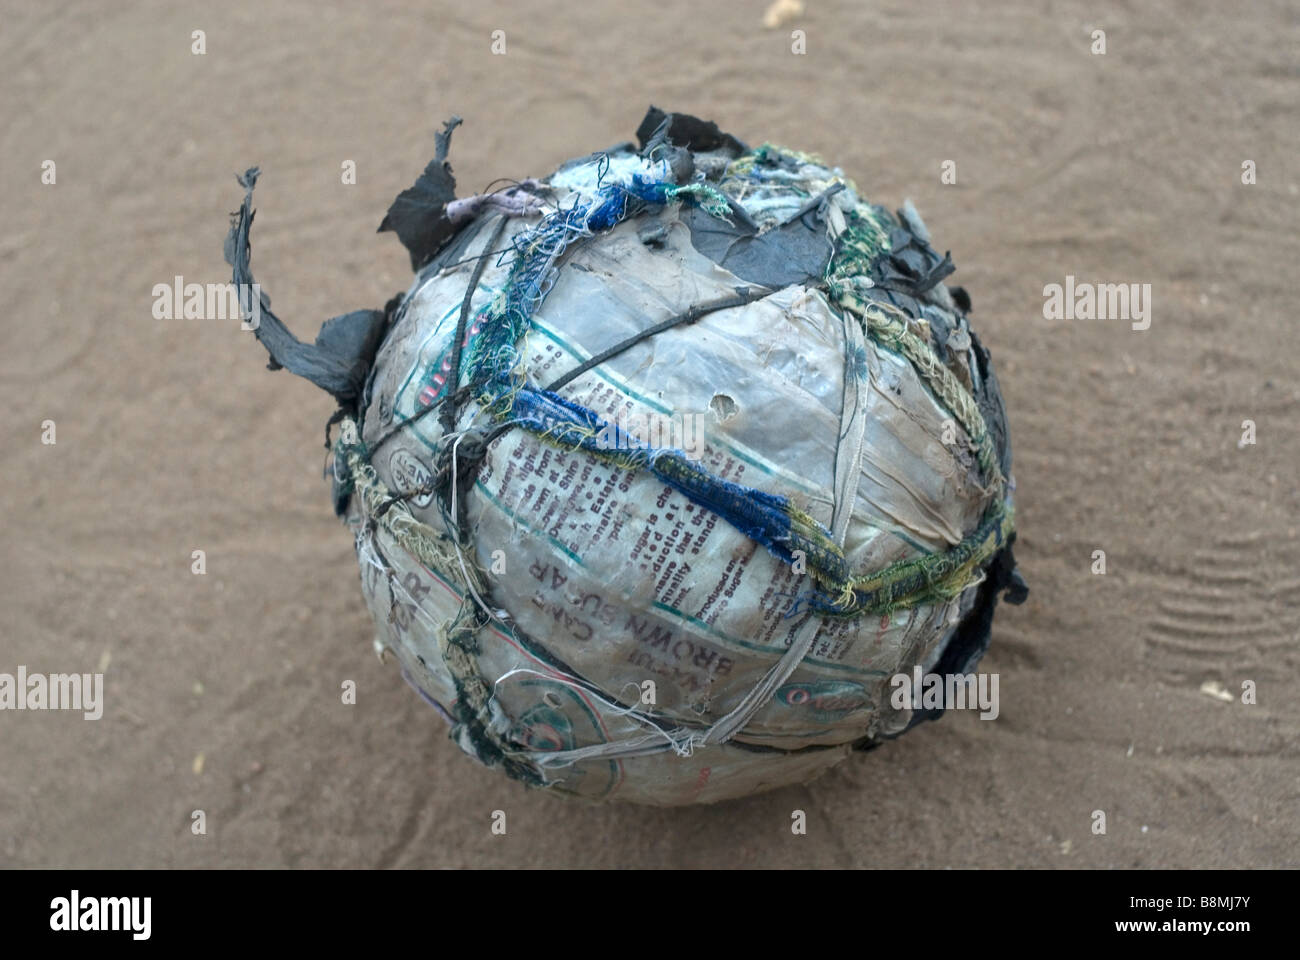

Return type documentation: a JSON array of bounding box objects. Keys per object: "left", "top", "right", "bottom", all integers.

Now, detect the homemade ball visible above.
[{"left": 228, "top": 108, "right": 1025, "bottom": 805}]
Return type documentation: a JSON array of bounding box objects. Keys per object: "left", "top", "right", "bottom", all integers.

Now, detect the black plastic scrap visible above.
[
  {"left": 636, "top": 107, "right": 835, "bottom": 289},
  {"left": 636, "top": 106, "right": 750, "bottom": 156},
  {"left": 865, "top": 221, "right": 957, "bottom": 309},
  {"left": 378, "top": 115, "right": 464, "bottom": 271},
  {"left": 680, "top": 201, "right": 834, "bottom": 289},
  {"left": 222, "top": 116, "right": 477, "bottom": 417},
  {"left": 223, "top": 167, "right": 387, "bottom": 407},
  {"left": 878, "top": 529, "right": 1027, "bottom": 743}
]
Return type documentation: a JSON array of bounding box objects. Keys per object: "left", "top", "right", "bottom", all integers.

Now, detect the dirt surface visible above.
[{"left": 2, "top": 0, "right": 1297, "bottom": 868}]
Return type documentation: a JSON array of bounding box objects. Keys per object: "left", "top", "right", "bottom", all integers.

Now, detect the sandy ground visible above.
[{"left": 1, "top": 0, "right": 1297, "bottom": 869}]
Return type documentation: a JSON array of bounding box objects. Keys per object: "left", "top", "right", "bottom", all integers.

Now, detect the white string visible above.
[{"left": 490, "top": 668, "right": 693, "bottom": 761}]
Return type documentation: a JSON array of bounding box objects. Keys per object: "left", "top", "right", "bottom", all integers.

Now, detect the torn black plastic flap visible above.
[
  {"left": 225, "top": 167, "right": 386, "bottom": 406},
  {"left": 886, "top": 534, "right": 1026, "bottom": 739},
  {"left": 635, "top": 106, "right": 749, "bottom": 156},
  {"left": 378, "top": 116, "right": 464, "bottom": 271},
  {"left": 636, "top": 114, "right": 696, "bottom": 184},
  {"left": 968, "top": 327, "right": 1014, "bottom": 479},
  {"left": 681, "top": 203, "right": 832, "bottom": 288}
]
